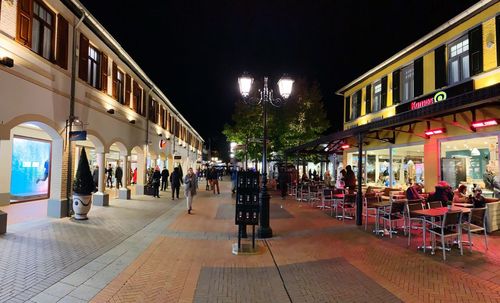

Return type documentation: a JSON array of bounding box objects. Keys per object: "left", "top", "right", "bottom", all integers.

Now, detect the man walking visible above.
[
  {"left": 105, "top": 164, "right": 113, "bottom": 188},
  {"left": 115, "top": 163, "right": 123, "bottom": 189},
  {"left": 170, "top": 167, "right": 183, "bottom": 200},
  {"left": 161, "top": 167, "right": 170, "bottom": 191}
]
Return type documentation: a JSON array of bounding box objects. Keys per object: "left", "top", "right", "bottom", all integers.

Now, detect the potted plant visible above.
[{"left": 73, "top": 147, "right": 96, "bottom": 220}]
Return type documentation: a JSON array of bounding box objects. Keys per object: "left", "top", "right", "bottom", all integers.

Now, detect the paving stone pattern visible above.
[
  {"left": 278, "top": 258, "right": 401, "bottom": 303},
  {"left": 193, "top": 266, "right": 290, "bottom": 303},
  {"left": 0, "top": 198, "right": 174, "bottom": 303}
]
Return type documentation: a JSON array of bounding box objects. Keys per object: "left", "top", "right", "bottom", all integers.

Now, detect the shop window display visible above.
[
  {"left": 391, "top": 145, "right": 424, "bottom": 188},
  {"left": 10, "top": 136, "right": 51, "bottom": 201},
  {"left": 441, "top": 135, "right": 498, "bottom": 196}
]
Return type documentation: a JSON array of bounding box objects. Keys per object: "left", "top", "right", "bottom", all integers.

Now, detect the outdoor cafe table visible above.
[{"left": 410, "top": 206, "right": 471, "bottom": 253}]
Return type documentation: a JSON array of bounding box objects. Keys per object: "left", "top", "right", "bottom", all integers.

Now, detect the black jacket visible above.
[
  {"left": 161, "top": 169, "right": 169, "bottom": 179},
  {"left": 115, "top": 167, "right": 123, "bottom": 179},
  {"left": 170, "top": 170, "right": 183, "bottom": 186}
]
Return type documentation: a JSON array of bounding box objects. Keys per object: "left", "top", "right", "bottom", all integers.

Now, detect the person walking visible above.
[
  {"left": 278, "top": 168, "right": 288, "bottom": 199},
  {"left": 92, "top": 165, "right": 99, "bottom": 188},
  {"left": 230, "top": 167, "right": 238, "bottom": 194},
  {"left": 161, "top": 167, "right": 170, "bottom": 191},
  {"left": 105, "top": 164, "right": 113, "bottom": 188},
  {"left": 170, "top": 166, "right": 183, "bottom": 200},
  {"left": 132, "top": 167, "right": 137, "bottom": 185},
  {"left": 152, "top": 166, "right": 161, "bottom": 198},
  {"left": 344, "top": 165, "right": 356, "bottom": 191},
  {"left": 184, "top": 167, "right": 198, "bottom": 214},
  {"left": 209, "top": 167, "right": 220, "bottom": 194},
  {"left": 115, "top": 164, "right": 123, "bottom": 189}
]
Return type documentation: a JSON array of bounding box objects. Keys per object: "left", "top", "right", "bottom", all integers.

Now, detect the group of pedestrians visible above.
[{"left": 92, "top": 163, "right": 124, "bottom": 189}]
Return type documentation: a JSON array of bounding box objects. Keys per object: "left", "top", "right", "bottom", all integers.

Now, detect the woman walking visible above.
[
  {"left": 152, "top": 166, "right": 161, "bottom": 198},
  {"left": 184, "top": 168, "right": 198, "bottom": 214}
]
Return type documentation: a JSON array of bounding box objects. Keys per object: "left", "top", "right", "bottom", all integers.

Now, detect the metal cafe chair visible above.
[
  {"left": 338, "top": 193, "right": 356, "bottom": 221},
  {"left": 428, "top": 210, "right": 463, "bottom": 261},
  {"left": 406, "top": 202, "right": 425, "bottom": 247},
  {"left": 363, "top": 195, "right": 379, "bottom": 231},
  {"left": 298, "top": 183, "right": 309, "bottom": 203},
  {"left": 427, "top": 201, "right": 443, "bottom": 209},
  {"left": 380, "top": 200, "right": 406, "bottom": 238},
  {"left": 462, "top": 207, "right": 488, "bottom": 252},
  {"left": 321, "top": 188, "right": 333, "bottom": 211},
  {"left": 308, "top": 185, "right": 321, "bottom": 206},
  {"left": 330, "top": 188, "right": 345, "bottom": 217}
]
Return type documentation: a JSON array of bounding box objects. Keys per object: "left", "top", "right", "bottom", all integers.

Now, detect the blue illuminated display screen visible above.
[{"left": 10, "top": 137, "right": 51, "bottom": 200}]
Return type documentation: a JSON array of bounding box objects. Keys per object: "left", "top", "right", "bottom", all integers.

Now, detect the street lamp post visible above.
[{"left": 238, "top": 73, "right": 294, "bottom": 238}]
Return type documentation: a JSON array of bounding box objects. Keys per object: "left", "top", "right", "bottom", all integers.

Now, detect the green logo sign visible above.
[{"left": 434, "top": 91, "right": 447, "bottom": 102}]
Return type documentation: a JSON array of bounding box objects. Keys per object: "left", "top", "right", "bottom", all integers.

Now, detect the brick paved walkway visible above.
[
  {"left": 3, "top": 180, "right": 500, "bottom": 302},
  {"left": 89, "top": 181, "right": 500, "bottom": 303}
]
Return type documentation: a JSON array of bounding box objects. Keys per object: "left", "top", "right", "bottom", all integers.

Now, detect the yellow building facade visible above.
[{"left": 335, "top": 1, "right": 500, "bottom": 194}]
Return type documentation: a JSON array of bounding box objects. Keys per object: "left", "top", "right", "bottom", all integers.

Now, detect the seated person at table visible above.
[
  {"left": 471, "top": 187, "right": 486, "bottom": 208},
  {"left": 406, "top": 183, "right": 423, "bottom": 200},
  {"left": 428, "top": 181, "right": 454, "bottom": 204},
  {"left": 452, "top": 184, "right": 469, "bottom": 205}
]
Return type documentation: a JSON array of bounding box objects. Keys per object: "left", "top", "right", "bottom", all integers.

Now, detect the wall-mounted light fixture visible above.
[
  {"left": 129, "top": 119, "right": 136, "bottom": 124},
  {"left": 341, "top": 144, "right": 350, "bottom": 149},
  {"left": 107, "top": 108, "right": 115, "bottom": 114},
  {"left": 158, "top": 133, "right": 162, "bottom": 137},
  {"left": 0, "top": 56, "right": 14, "bottom": 68}
]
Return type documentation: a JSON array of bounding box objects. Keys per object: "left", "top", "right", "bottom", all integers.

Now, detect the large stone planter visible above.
[{"left": 73, "top": 193, "right": 92, "bottom": 220}]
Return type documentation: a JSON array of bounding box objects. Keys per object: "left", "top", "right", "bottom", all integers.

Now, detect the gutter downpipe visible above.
[{"left": 66, "top": 11, "right": 86, "bottom": 217}]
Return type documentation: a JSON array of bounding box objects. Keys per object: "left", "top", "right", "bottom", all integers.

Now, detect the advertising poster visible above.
[{"left": 10, "top": 136, "right": 51, "bottom": 201}]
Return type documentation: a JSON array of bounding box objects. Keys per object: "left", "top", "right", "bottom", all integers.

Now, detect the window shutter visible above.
[
  {"left": 497, "top": 16, "right": 500, "bottom": 67},
  {"left": 434, "top": 45, "right": 447, "bottom": 88},
  {"left": 101, "top": 53, "right": 108, "bottom": 93},
  {"left": 112, "top": 62, "right": 118, "bottom": 99},
  {"left": 365, "top": 84, "right": 372, "bottom": 114},
  {"left": 355, "top": 90, "right": 361, "bottom": 118},
  {"left": 392, "top": 70, "right": 400, "bottom": 104},
  {"left": 125, "top": 74, "right": 131, "bottom": 106},
  {"left": 56, "top": 14, "right": 69, "bottom": 69},
  {"left": 344, "top": 96, "right": 350, "bottom": 122},
  {"left": 381, "top": 76, "right": 387, "bottom": 108},
  {"left": 78, "top": 33, "right": 89, "bottom": 81},
  {"left": 469, "top": 25, "right": 483, "bottom": 76},
  {"left": 16, "top": 0, "right": 32, "bottom": 46},
  {"left": 414, "top": 57, "right": 423, "bottom": 96},
  {"left": 140, "top": 88, "right": 146, "bottom": 116}
]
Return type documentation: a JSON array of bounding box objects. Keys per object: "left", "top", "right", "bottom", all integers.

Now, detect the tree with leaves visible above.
[{"left": 223, "top": 79, "right": 330, "bottom": 164}]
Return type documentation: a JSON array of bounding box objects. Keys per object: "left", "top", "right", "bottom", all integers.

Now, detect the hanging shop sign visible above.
[
  {"left": 69, "top": 131, "right": 87, "bottom": 141},
  {"left": 396, "top": 80, "right": 473, "bottom": 114},
  {"left": 159, "top": 139, "right": 167, "bottom": 150}
]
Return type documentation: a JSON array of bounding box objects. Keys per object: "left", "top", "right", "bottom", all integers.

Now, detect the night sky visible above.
[{"left": 79, "top": 0, "right": 478, "bottom": 157}]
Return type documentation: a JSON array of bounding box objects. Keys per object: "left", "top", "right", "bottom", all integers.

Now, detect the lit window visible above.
[
  {"left": 401, "top": 64, "right": 414, "bottom": 102},
  {"left": 373, "top": 81, "right": 382, "bottom": 112},
  {"left": 87, "top": 45, "right": 100, "bottom": 89},
  {"left": 116, "top": 70, "right": 124, "bottom": 104},
  {"left": 31, "top": 1, "right": 55, "bottom": 60},
  {"left": 448, "top": 36, "right": 469, "bottom": 85}
]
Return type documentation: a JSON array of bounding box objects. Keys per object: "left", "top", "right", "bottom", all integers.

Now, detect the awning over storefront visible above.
[{"left": 285, "top": 82, "right": 500, "bottom": 156}]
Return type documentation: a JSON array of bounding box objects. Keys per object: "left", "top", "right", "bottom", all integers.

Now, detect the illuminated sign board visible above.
[{"left": 396, "top": 80, "right": 473, "bottom": 114}]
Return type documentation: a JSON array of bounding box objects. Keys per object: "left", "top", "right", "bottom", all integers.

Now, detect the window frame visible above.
[
  {"left": 87, "top": 44, "right": 101, "bottom": 89},
  {"left": 351, "top": 91, "right": 360, "bottom": 120},
  {"left": 372, "top": 80, "right": 382, "bottom": 112},
  {"left": 448, "top": 35, "right": 470, "bottom": 85},
  {"left": 401, "top": 63, "right": 414, "bottom": 103},
  {"left": 116, "top": 69, "right": 124, "bottom": 104},
  {"left": 31, "top": 0, "right": 56, "bottom": 61}
]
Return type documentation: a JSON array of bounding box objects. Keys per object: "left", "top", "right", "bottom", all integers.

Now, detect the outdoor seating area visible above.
[{"left": 287, "top": 180, "right": 497, "bottom": 261}]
